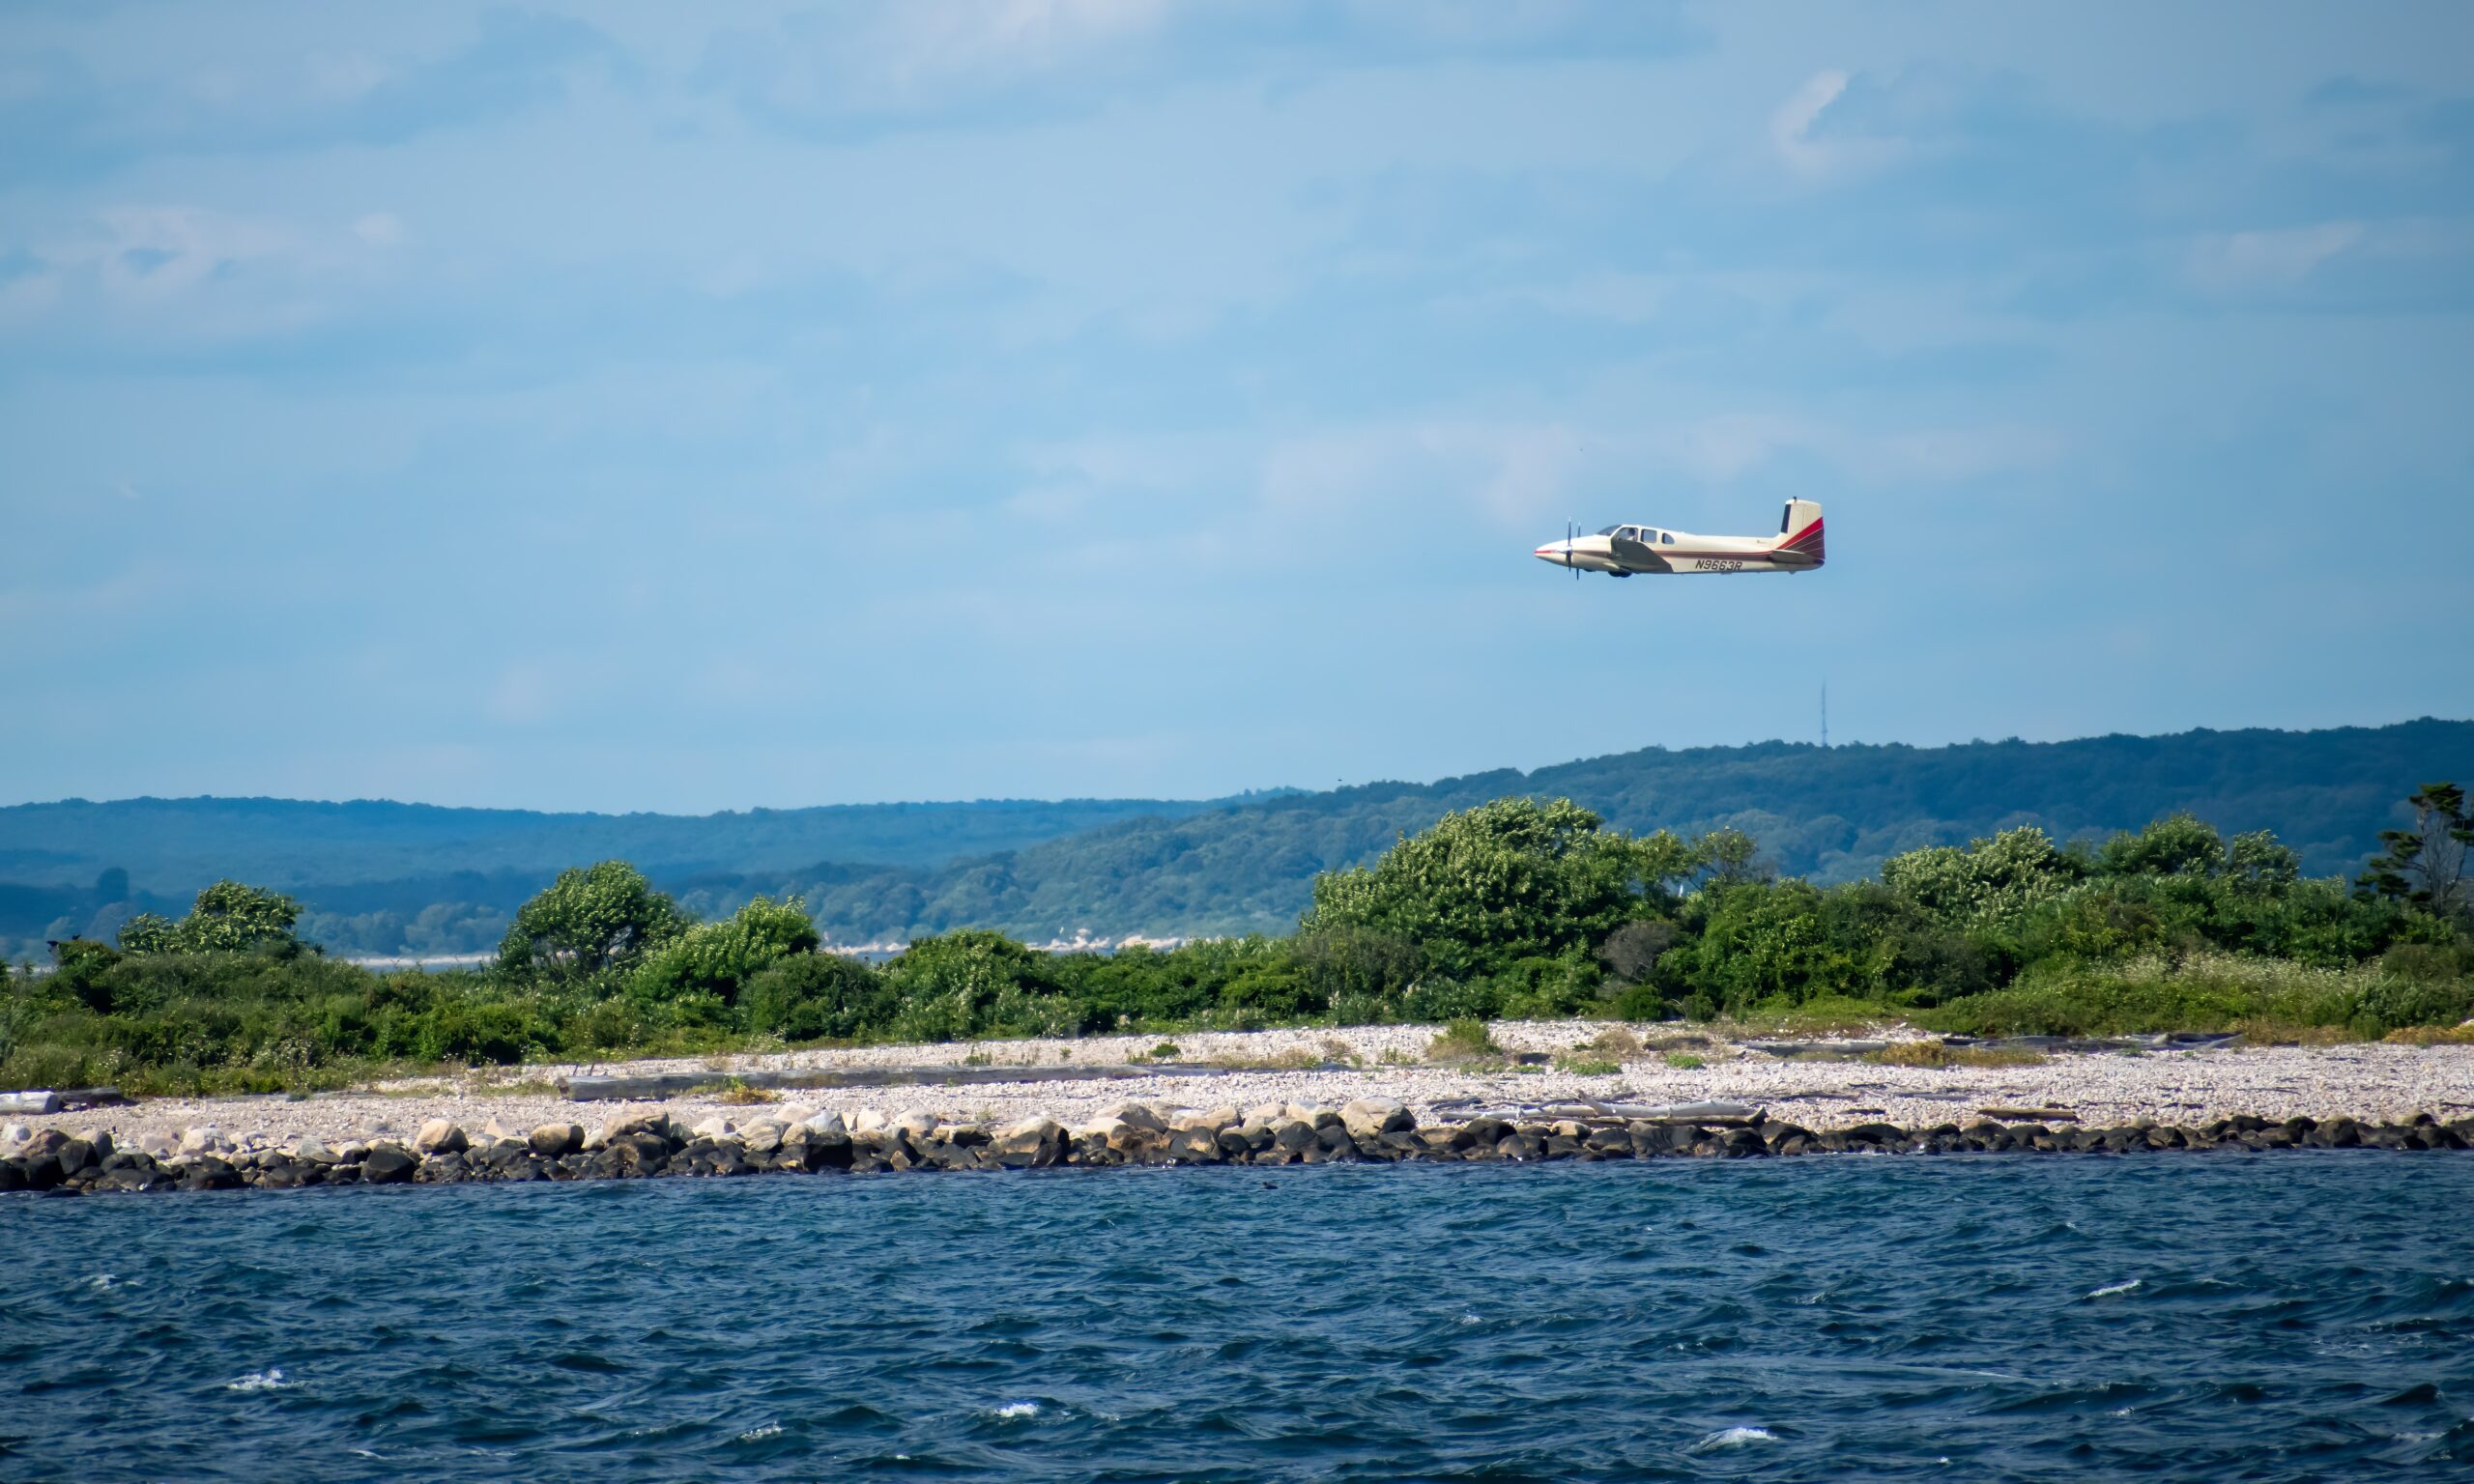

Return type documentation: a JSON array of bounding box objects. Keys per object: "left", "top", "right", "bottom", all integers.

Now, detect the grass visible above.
[
  {"left": 1211, "top": 1046, "right": 1327, "bottom": 1071},
  {"left": 1717, "top": 995, "right": 1901, "bottom": 1039},
  {"left": 1864, "top": 1042, "right": 2049, "bottom": 1070},
  {"left": 715, "top": 1078, "right": 779, "bottom": 1105},
  {"left": 1579, "top": 1026, "right": 1644, "bottom": 1059},
  {"left": 1663, "top": 1052, "right": 1707, "bottom": 1070},
  {"left": 1553, "top": 1056, "right": 1622, "bottom": 1075},
  {"left": 2384, "top": 1023, "right": 2474, "bottom": 1047},
  {"left": 1914, "top": 952, "right": 2462, "bottom": 1040},
  {"left": 1426, "top": 1017, "right": 1505, "bottom": 1064}
]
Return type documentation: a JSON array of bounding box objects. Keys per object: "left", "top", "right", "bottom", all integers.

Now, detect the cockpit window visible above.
[{"left": 1596, "top": 525, "right": 1621, "bottom": 536}]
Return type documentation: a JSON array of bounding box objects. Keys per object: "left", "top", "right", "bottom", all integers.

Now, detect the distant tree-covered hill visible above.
[
  {"left": 4, "top": 720, "right": 2466, "bottom": 959},
  {"left": 695, "top": 720, "right": 2474, "bottom": 945}
]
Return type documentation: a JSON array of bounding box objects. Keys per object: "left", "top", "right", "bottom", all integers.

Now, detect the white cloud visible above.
[
  {"left": 351, "top": 212, "right": 404, "bottom": 246},
  {"left": 1769, "top": 69, "right": 1903, "bottom": 181},
  {"left": 2186, "top": 221, "right": 2364, "bottom": 295},
  {"left": 1771, "top": 70, "right": 1849, "bottom": 175}
]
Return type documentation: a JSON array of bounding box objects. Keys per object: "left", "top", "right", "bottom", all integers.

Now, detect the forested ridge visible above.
[{"left": 5, "top": 720, "right": 2467, "bottom": 959}]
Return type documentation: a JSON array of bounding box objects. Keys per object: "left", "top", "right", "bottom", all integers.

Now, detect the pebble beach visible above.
[{"left": 12, "top": 1019, "right": 2474, "bottom": 1158}]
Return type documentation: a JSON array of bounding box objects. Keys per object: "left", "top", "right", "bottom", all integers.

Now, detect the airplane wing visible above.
[{"left": 1608, "top": 532, "right": 1671, "bottom": 573}]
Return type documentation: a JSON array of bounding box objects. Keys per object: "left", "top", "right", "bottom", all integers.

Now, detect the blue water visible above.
[{"left": 6, "top": 1156, "right": 2473, "bottom": 1481}]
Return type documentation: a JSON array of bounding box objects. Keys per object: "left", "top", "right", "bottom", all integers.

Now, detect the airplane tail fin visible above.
[{"left": 1772, "top": 499, "right": 1825, "bottom": 568}]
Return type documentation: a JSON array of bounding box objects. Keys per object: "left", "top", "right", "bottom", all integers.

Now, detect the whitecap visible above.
[
  {"left": 2086, "top": 1279, "right": 2142, "bottom": 1298},
  {"left": 993, "top": 1401, "right": 1040, "bottom": 1420},
  {"left": 1691, "top": 1426, "right": 1776, "bottom": 1451},
  {"left": 225, "top": 1368, "right": 291, "bottom": 1392},
  {"left": 736, "top": 1424, "right": 783, "bottom": 1442},
  {"left": 1459, "top": 1312, "right": 1483, "bottom": 1325},
  {"left": 87, "top": 1274, "right": 115, "bottom": 1291}
]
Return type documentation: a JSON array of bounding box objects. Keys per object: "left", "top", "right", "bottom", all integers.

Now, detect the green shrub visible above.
[
  {"left": 741, "top": 953, "right": 897, "bottom": 1042},
  {"left": 1427, "top": 1016, "right": 1503, "bottom": 1062}
]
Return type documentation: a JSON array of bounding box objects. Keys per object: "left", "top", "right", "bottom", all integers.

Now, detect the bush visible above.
[
  {"left": 882, "top": 930, "right": 1081, "bottom": 1042},
  {"left": 741, "top": 953, "right": 898, "bottom": 1042},
  {"left": 630, "top": 896, "right": 821, "bottom": 1007},
  {"left": 1427, "top": 1017, "right": 1503, "bottom": 1062}
]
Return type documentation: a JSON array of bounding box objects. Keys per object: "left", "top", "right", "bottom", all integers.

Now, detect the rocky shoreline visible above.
[{"left": 9, "top": 1098, "right": 2474, "bottom": 1197}]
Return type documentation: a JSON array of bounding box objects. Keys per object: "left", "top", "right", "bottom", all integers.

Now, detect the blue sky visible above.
[{"left": 4, "top": 2, "right": 2469, "bottom": 813}]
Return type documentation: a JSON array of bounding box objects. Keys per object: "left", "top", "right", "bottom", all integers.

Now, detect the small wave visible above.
[
  {"left": 225, "top": 1368, "right": 291, "bottom": 1392},
  {"left": 1691, "top": 1426, "right": 1776, "bottom": 1451},
  {"left": 735, "top": 1424, "right": 783, "bottom": 1442},
  {"left": 993, "top": 1401, "right": 1040, "bottom": 1419},
  {"left": 1459, "top": 1312, "right": 1483, "bottom": 1325},
  {"left": 2086, "top": 1279, "right": 2142, "bottom": 1298},
  {"left": 88, "top": 1274, "right": 116, "bottom": 1291}
]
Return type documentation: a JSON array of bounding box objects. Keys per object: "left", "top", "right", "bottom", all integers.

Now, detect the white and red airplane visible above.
[{"left": 1534, "top": 499, "right": 1825, "bottom": 578}]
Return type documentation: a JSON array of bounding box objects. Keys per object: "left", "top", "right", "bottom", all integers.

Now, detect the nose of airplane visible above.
[{"left": 1533, "top": 543, "right": 1568, "bottom": 566}]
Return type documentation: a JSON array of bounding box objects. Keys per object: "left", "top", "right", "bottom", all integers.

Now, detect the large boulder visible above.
[
  {"left": 177, "top": 1125, "right": 224, "bottom": 1156},
  {"left": 1341, "top": 1099, "right": 1413, "bottom": 1140},
  {"left": 1105, "top": 1102, "right": 1167, "bottom": 1134},
  {"left": 1268, "top": 1118, "right": 1316, "bottom": 1153},
  {"left": 802, "top": 1109, "right": 848, "bottom": 1138},
  {"left": 360, "top": 1145, "right": 417, "bottom": 1184},
  {"left": 989, "top": 1118, "right": 1064, "bottom": 1169},
  {"left": 529, "top": 1123, "right": 585, "bottom": 1157},
  {"left": 414, "top": 1119, "right": 469, "bottom": 1156},
  {"left": 605, "top": 1111, "right": 676, "bottom": 1145}
]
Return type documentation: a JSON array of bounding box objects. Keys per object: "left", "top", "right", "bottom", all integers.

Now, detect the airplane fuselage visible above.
[{"left": 1533, "top": 501, "right": 1826, "bottom": 578}]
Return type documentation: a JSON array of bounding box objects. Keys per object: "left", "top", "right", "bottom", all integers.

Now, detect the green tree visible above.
[
  {"left": 881, "top": 929, "right": 1079, "bottom": 1042},
  {"left": 629, "top": 896, "right": 821, "bottom": 1006},
  {"left": 2360, "top": 783, "right": 2471, "bottom": 918},
  {"left": 1301, "top": 797, "right": 1695, "bottom": 979},
  {"left": 2098, "top": 812, "right": 2227, "bottom": 878},
  {"left": 1882, "top": 826, "right": 2082, "bottom": 928},
  {"left": 176, "top": 880, "right": 303, "bottom": 953},
  {"left": 498, "top": 861, "right": 687, "bottom": 979},
  {"left": 741, "top": 953, "right": 898, "bottom": 1042},
  {"left": 117, "top": 912, "right": 181, "bottom": 954}
]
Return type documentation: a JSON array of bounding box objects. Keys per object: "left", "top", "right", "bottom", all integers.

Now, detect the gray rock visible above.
[
  {"left": 1341, "top": 1098, "right": 1413, "bottom": 1140},
  {"left": 990, "top": 1117, "right": 1063, "bottom": 1169},
  {"left": 529, "top": 1123, "right": 585, "bottom": 1157},
  {"left": 1269, "top": 1118, "right": 1316, "bottom": 1153},
  {"left": 1105, "top": 1101, "right": 1167, "bottom": 1134},
  {"left": 802, "top": 1109, "right": 848, "bottom": 1138},
  {"left": 414, "top": 1119, "right": 468, "bottom": 1155},
  {"left": 294, "top": 1139, "right": 338, "bottom": 1164},
  {"left": 360, "top": 1145, "right": 417, "bottom": 1184},
  {"left": 606, "top": 1111, "right": 674, "bottom": 1144}
]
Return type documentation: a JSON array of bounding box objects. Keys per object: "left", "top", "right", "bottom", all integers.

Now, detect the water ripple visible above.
[{"left": 4, "top": 1156, "right": 2472, "bottom": 1481}]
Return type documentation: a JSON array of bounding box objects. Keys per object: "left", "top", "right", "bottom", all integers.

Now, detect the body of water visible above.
[{"left": 5, "top": 1155, "right": 2472, "bottom": 1481}]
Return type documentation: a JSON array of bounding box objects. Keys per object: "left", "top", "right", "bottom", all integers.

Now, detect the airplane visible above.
[{"left": 1532, "top": 499, "right": 1824, "bottom": 578}]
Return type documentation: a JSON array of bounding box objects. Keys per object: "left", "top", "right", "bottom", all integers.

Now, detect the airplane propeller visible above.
[{"left": 1568, "top": 519, "right": 1578, "bottom": 581}]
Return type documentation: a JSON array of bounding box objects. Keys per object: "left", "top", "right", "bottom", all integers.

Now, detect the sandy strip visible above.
[{"left": 12, "top": 1020, "right": 2474, "bottom": 1153}]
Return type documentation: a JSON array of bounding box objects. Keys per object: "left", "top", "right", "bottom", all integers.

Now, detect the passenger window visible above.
[{"left": 1662, "top": 531, "right": 1676, "bottom": 545}]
